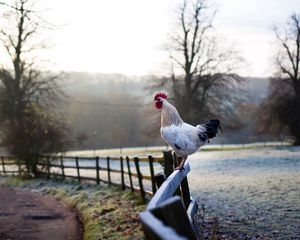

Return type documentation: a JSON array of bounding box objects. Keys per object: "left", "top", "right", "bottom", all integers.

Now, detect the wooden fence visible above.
[
  {"left": 139, "top": 151, "right": 198, "bottom": 240},
  {"left": 1, "top": 151, "right": 198, "bottom": 238},
  {"left": 0, "top": 154, "right": 164, "bottom": 202}
]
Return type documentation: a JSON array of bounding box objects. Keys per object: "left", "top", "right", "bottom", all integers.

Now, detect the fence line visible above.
[
  {"left": 0, "top": 154, "right": 164, "bottom": 202},
  {"left": 0, "top": 152, "right": 198, "bottom": 238}
]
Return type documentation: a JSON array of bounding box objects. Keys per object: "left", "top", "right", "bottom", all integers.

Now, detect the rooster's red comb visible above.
[{"left": 154, "top": 92, "right": 168, "bottom": 101}]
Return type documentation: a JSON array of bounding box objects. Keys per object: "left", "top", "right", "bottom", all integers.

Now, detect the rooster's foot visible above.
[
  {"left": 175, "top": 157, "right": 187, "bottom": 171},
  {"left": 175, "top": 165, "right": 185, "bottom": 171}
]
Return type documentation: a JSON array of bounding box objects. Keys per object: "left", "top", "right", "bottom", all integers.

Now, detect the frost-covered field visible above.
[
  {"left": 188, "top": 147, "right": 300, "bottom": 239},
  {"left": 65, "top": 142, "right": 289, "bottom": 158},
  {"left": 3, "top": 144, "right": 299, "bottom": 238},
  {"left": 66, "top": 145, "right": 300, "bottom": 239}
]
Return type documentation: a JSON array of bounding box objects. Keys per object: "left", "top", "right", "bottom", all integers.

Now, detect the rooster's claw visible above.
[{"left": 175, "top": 166, "right": 185, "bottom": 171}]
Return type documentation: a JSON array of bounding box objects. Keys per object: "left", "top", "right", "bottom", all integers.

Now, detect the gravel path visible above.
[{"left": 0, "top": 186, "right": 82, "bottom": 240}]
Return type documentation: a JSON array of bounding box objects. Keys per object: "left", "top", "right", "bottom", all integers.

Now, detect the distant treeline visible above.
[{"left": 61, "top": 72, "right": 275, "bottom": 150}]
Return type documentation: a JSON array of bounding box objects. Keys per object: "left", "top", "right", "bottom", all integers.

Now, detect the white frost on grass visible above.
[{"left": 188, "top": 147, "right": 300, "bottom": 239}]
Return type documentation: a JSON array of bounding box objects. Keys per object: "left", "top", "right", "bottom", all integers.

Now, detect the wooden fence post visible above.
[
  {"left": 172, "top": 152, "right": 178, "bottom": 169},
  {"left": 96, "top": 156, "right": 100, "bottom": 185},
  {"left": 174, "top": 155, "right": 191, "bottom": 209},
  {"left": 134, "top": 157, "right": 146, "bottom": 202},
  {"left": 181, "top": 176, "right": 191, "bottom": 210},
  {"left": 173, "top": 154, "right": 182, "bottom": 197},
  {"left": 120, "top": 157, "right": 125, "bottom": 190},
  {"left": 148, "top": 156, "right": 157, "bottom": 194},
  {"left": 75, "top": 156, "right": 80, "bottom": 182},
  {"left": 46, "top": 156, "right": 51, "bottom": 178},
  {"left": 150, "top": 196, "right": 196, "bottom": 240},
  {"left": 106, "top": 157, "right": 111, "bottom": 185},
  {"left": 1, "top": 156, "right": 6, "bottom": 175},
  {"left": 60, "top": 156, "right": 65, "bottom": 180},
  {"left": 126, "top": 156, "right": 134, "bottom": 193},
  {"left": 154, "top": 172, "right": 166, "bottom": 189},
  {"left": 163, "top": 151, "right": 174, "bottom": 177}
]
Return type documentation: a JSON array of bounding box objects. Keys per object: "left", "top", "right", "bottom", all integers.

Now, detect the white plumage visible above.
[
  {"left": 161, "top": 123, "right": 208, "bottom": 157},
  {"left": 154, "top": 92, "right": 221, "bottom": 170}
]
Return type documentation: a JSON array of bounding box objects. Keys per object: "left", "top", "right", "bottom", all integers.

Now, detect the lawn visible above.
[{"left": 188, "top": 147, "right": 300, "bottom": 239}]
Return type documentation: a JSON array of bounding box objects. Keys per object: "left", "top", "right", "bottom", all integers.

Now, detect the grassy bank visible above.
[{"left": 0, "top": 176, "right": 145, "bottom": 240}]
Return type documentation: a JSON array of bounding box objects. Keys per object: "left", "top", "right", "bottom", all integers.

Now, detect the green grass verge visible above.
[{"left": 0, "top": 176, "right": 146, "bottom": 240}]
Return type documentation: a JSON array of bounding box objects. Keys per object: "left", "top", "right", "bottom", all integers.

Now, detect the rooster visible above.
[{"left": 154, "top": 92, "right": 222, "bottom": 170}]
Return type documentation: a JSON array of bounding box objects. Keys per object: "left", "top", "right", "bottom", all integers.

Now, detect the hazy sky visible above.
[{"left": 1, "top": 0, "right": 299, "bottom": 77}]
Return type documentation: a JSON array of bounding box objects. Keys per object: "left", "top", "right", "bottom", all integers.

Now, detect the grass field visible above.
[
  {"left": 69, "top": 144, "right": 299, "bottom": 239},
  {"left": 66, "top": 142, "right": 290, "bottom": 158},
  {"left": 1, "top": 143, "right": 299, "bottom": 239},
  {"left": 188, "top": 147, "right": 300, "bottom": 239}
]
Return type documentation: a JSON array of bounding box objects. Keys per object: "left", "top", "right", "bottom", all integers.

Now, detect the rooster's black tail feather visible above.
[{"left": 204, "top": 119, "right": 222, "bottom": 139}]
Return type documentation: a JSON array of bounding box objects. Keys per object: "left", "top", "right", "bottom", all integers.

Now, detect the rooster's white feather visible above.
[{"left": 154, "top": 92, "right": 221, "bottom": 169}]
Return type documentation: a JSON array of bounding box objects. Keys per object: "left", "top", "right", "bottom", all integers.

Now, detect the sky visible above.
[{"left": 1, "top": 0, "right": 299, "bottom": 77}]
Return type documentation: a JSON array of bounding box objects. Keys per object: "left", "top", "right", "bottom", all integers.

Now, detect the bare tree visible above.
[
  {"left": 258, "top": 14, "right": 300, "bottom": 145},
  {"left": 0, "top": 0, "right": 69, "bottom": 175},
  {"left": 153, "top": 0, "right": 243, "bottom": 128}
]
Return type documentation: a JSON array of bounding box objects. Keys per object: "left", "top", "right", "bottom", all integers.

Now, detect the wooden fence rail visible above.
[
  {"left": 0, "top": 154, "right": 164, "bottom": 202},
  {"left": 140, "top": 151, "right": 198, "bottom": 240}
]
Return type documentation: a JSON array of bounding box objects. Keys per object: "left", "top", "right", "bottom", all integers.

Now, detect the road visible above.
[{"left": 0, "top": 186, "right": 82, "bottom": 240}]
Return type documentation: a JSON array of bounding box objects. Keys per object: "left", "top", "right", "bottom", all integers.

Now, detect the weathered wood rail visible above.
[
  {"left": 0, "top": 154, "right": 164, "bottom": 202},
  {"left": 140, "top": 151, "right": 198, "bottom": 240}
]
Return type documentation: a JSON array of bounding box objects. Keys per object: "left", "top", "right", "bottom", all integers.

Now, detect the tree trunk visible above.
[{"left": 182, "top": 72, "right": 193, "bottom": 122}]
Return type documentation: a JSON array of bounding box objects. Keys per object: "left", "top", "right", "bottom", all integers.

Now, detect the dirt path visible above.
[{"left": 0, "top": 186, "right": 82, "bottom": 240}]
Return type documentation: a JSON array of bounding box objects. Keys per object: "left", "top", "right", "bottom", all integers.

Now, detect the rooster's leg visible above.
[{"left": 175, "top": 157, "right": 187, "bottom": 171}]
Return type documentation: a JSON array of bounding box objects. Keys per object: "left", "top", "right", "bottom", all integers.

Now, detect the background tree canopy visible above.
[
  {"left": 258, "top": 14, "right": 300, "bottom": 145},
  {"left": 151, "top": 0, "right": 244, "bottom": 131},
  {"left": 0, "top": 0, "right": 69, "bottom": 175}
]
